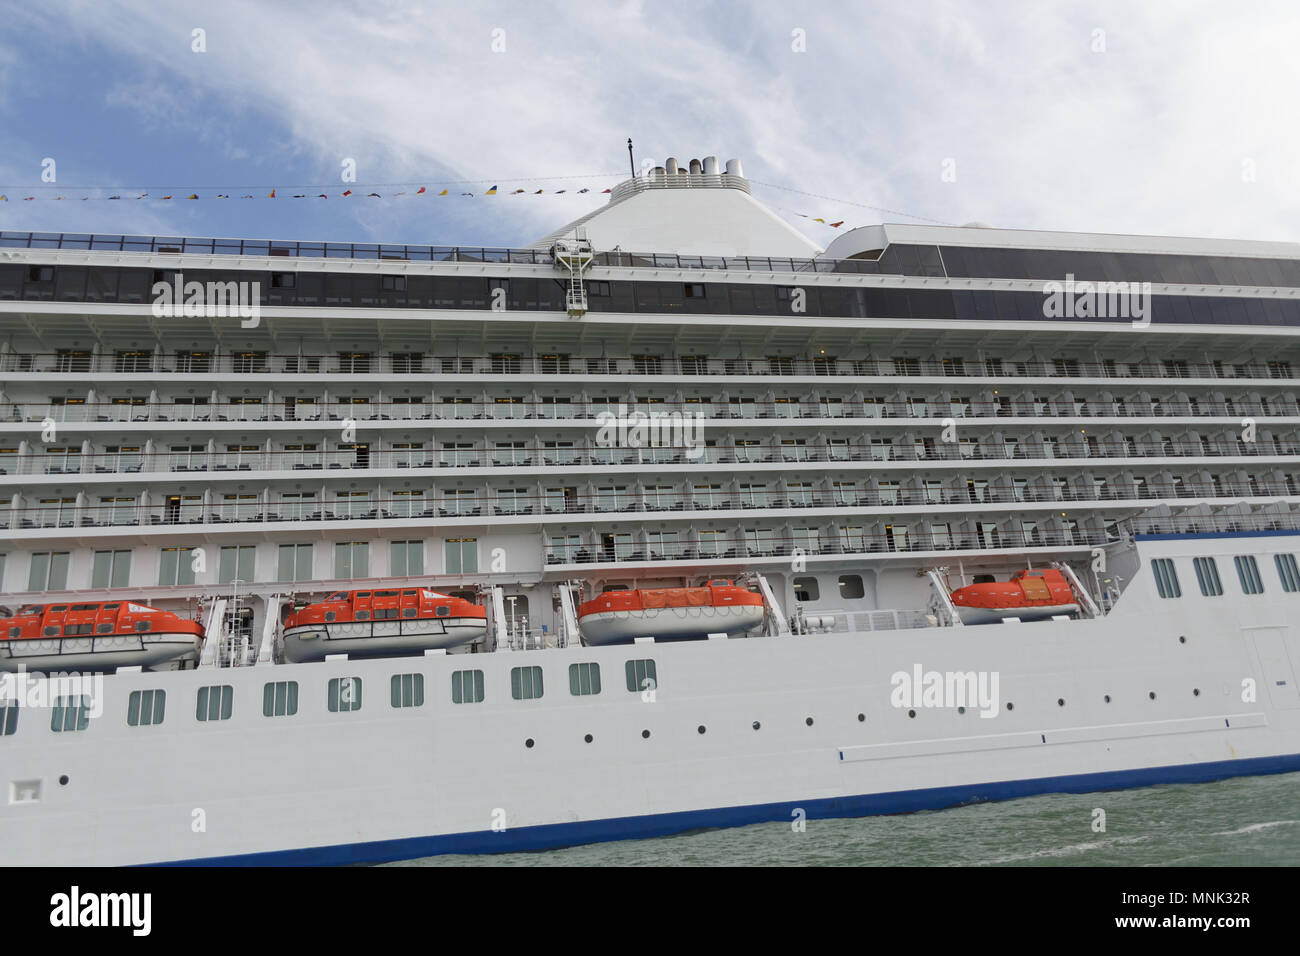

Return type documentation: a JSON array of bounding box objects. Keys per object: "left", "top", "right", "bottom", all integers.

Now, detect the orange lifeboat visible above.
[
  {"left": 0, "top": 600, "right": 204, "bottom": 673},
  {"left": 578, "top": 580, "right": 764, "bottom": 645},
  {"left": 281, "top": 587, "right": 487, "bottom": 662},
  {"left": 949, "top": 569, "right": 1079, "bottom": 624}
]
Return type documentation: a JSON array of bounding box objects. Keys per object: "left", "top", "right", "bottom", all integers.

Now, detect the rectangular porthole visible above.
[
  {"left": 1151, "top": 558, "right": 1181, "bottom": 599},
  {"left": 196, "top": 685, "right": 233, "bottom": 721},
  {"left": 625, "top": 658, "right": 658, "bottom": 693},
  {"left": 510, "top": 666, "right": 543, "bottom": 700},
  {"left": 1193, "top": 557, "right": 1223, "bottom": 596},
  {"left": 390, "top": 673, "right": 424, "bottom": 708},
  {"left": 1275, "top": 553, "right": 1300, "bottom": 593},
  {"left": 262, "top": 681, "right": 299, "bottom": 717},
  {"left": 1235, "top": 555, "right": 1265, "bottom": 595},
  {"left": 126, "top": 689, "right": 166, "bottom": 727},
  {"left": 327, "top": 677, "right": 363, "bottom": 713},
  {"left": 568, "top": 662, "right": 601, "bottom": 696},
  {"left": 451, "top": 669, "right": 484, "bottom": 704}
]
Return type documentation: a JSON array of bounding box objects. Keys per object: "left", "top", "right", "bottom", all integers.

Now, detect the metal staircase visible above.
[{"left": 550, "top": 229, "right": 595, "bottom": 318}]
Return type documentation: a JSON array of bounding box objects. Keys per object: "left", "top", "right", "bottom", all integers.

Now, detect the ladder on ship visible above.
[{"left": 550, "top": 229, "right": 595, "bottom": 318}]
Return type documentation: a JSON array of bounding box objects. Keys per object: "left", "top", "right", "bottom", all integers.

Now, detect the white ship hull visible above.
[
  {"left": 281, "top": 618, "right": 487, "bottom": 663},
  {"left": 579, "top": 604, "right": 765, "bottom": 644},
  {"left": 0, "top": 634, "right": 202, "bottom": 673},
  {"left": 2, "top": 534, "right": 1299, "bottom": 866}
]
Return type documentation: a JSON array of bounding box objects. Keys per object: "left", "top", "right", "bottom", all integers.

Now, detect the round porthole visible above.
[
  {"left": 1193, "top": 688, "right": 1200, "bottom": 697},
  {"left": 805, "top": 717, "right": 814, "bottom": 726},
  {"left": 1057, "top": 698, "right": 1065, "bottom": 707},
  {"left": 752, "top": 721, "right": 761, "bottom": 731},
  {"left": 1104, "top": 694, "right": 1112, "bottom": 703},
  {"left": 957, "top": 706, "right": 966, "bottom": 715},
  {"left": 58, "top": 775, "right": 69, "bottom": 786},
  {"left": 1006, "top": 702, "right": 1014, "bottom": 711},
  {"left": 1179, "top": 635, "right": 1187, "bottom": 644},
  {"left": 641, "top": 729, "right": 650, "bottom": 739},
  {"left": 525, "top": 738, "right": 534, "bottom": 748},
  {"left": 857, "top": 713, "right": 866, "bottom": 722},
  {"left": 908, "top": 709, "right": 916, "bottom": 718},
  {"left": 1149, "top": 692, "right": 1157, "bottom": 700},
  {"left": 697, "top": 725, "right": 706, "bottom": 734},
  {"left": 584, "top": 734, "right": 593, "bottom": 743}
]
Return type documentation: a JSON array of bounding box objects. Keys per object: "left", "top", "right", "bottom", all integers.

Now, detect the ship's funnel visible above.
[
  {"left": 725, "top": 158, "right": 744, "bottom": 177},
  {"left": 689, "top": 158, "right": 703, "bottom": 174},
  {"left": 665, "top": 158, "right": 679, "bottom": 175},
  {"left": 702, "top": 156, "right": 719, "bottom": 174}
]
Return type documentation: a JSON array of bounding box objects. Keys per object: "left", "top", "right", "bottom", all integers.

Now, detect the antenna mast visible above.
[{"left": 627, "top": 138, "right": 635, "bottom": 178}]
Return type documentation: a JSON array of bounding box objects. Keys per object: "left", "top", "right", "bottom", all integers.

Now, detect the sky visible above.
[{"left": 2, "top": 0, "right": 1299, "bottom": 250}]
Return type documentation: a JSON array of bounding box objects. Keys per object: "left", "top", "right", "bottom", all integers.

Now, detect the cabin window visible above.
[
  {"left": 402, "top": 608, "right": 417, "bottom": 618},
  {"left": 1234, "top": 556, "right": 1265, "bottom": 596},
  {"left": 7, "top": 627, "right": 19, "bottom": 638},
  {"left": 391, "top": 674, "right": 424, "bottom": 708},
  {"left": 127, "top": 689, "right": 166, "bottom": 727},
  {"left": 196, "top": 685, "right": 234, "bottom": 721},
  {"left": 158, "top": 547, "right": 196, "bottom": 586},
  {"left": 373, "top": 608, "right": 398, "bottom": 620},
  {"left": 1193, "top": 557, "right": 1223, "bottom": 597},
  {"left": 510, "top": 666, "right": 544, "bottom": 701},
  {"left": 91, "top": 549, "right": 131, "bottom": 589},
  {"left": 1151, "top": 558, "right": 1181, "bottom": 599},
  {"left": 1, "top": 700, "right": 18, "bottom": 736},
  {"left": 29, "top": 551, "right": 70, "bottom": 591},
  {"left": 625, "top": 659, "right": 658, "bottom": 694},
  {"left": 435, "top": 605, "right": 450, "bottom": 617},
  {"left": 50, "top": 695, "right": 90, "bottom": 733},
  {"left": 43, "top": 626, "right": 59, "bottom": 637},
  {"left": 96, "top": 623, "right": 112, "bottom": 634},
  {"left": 278, "top": 544, "right": 314, "bottom": 583},
  {"left": 327, "top": 677, "right": 363, "bottom": 713},
  {"left": 334, "top": 542, "right": 369, "bottom": 579},
  {"left": 793, "top": 577, "right": 820, "bottom": 602},
  {"left": 839, "top": 575, "right": 865, "bottom": 599},
  {"left": 1275, "top": 553, "right": 1300, "bottom": 593},
  {"left": 391, "top": 540, "right": 424, "bottom": 577},
  {"left": 219, "top": 545, "right": 256, "bottom": 585},
  {"left": 569, "top": 662, "right": 601, "bottom": 697},
  {"left": 355, "top": 610, "right": 370, "bottom": 621},
  {"left": 451, "top": 669, "right": 485, "bottom": 704},
  {"left": 134, "top": 621, "right": 152, "bottom": 633},
  {"left": 262, "top": 681, "right": 299, "bottom": 717},
  {"left": 445, "top": 537, "right": 478, "bottom": 575}
]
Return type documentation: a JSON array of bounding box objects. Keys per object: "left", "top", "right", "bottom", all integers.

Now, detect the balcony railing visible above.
[
  {"left": 4, "top": 396, "right": 1300, "bottom": 429},
  {"left": 3, "top": 350, "right": 1298, "bottom": 383},
  {"left": 6, "top": 480, "right": 1298, "bottom": 532},
  {"left": 5, "top": 435, "right": 1300, "bottom": 479}
]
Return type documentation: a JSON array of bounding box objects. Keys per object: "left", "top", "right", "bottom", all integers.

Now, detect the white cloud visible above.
[{"left": 7, "top": 0, "right": 1300, "bottom": 247}]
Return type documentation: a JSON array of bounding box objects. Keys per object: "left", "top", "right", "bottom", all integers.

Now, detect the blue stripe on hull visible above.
[{"left": 160, "top": 752, "right": 1300, "bottom": 867}]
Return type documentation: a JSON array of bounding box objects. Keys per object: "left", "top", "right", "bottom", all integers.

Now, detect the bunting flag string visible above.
[{"left": 0, "top": 175, "right": 914, "bottom": 230}]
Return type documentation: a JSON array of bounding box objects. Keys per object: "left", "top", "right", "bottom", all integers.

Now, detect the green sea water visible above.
[{"left": 389, "top": 770, "right": 1300, "bottom": 866}]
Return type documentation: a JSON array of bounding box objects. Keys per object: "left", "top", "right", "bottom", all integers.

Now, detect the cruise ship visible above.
[{"left": 2, "top": 156, "right": 1300, "bottom": 866}]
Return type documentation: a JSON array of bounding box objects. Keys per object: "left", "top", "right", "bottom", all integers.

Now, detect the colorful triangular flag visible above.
[
  {"left": 601, "top": 188, "right": 611, "bottom": 193},
  {"left": 187, "top": 194, "right": 199, "bottom": 200},
  {"left": 829, "top": 221, "right": 844, "bottom": 228},
  {"left": 578, "top": 188, "right": 589, "bottom": 193},
  {"left": 267, "top": 189, "right": 276, "bottom": 198},
  {"left": 342, "top": 189, "right": 353, "bottom": 197},
  {"left": 416, "top": 186, "right": 426, "bottom": 195},
  {"left": 486, "top": 185, "right": 498, "bottom": 195},
  {"left": 438, "top": 188, "right": 448, "bottom": 196}
]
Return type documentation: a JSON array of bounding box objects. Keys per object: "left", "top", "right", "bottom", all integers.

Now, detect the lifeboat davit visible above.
[
  {"left": 0, "top": 600, "right": 204, "bottom": 673},
  {"left": 949, "top": 569, "right": 1079, "bottom": 625},
  {"left": 578, "top": 580, "right": 764, "bottom": 645},
  {"left": 281, "top": 587, "right": 487, "bottom": 662}
]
